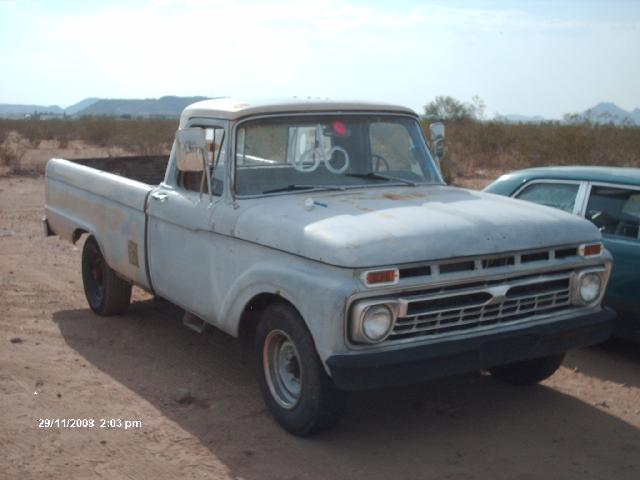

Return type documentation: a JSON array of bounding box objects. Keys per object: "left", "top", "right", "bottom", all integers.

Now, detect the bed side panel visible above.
[{"left": 45, "top": 158, "right": 152, "bottom": 289}]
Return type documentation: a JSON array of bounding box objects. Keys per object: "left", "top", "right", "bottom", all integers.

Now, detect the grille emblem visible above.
[{"left": 485, "top": 285, "right": 510, "bottom": 305}]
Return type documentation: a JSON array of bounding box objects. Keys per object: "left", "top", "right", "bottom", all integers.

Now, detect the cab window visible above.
[
  {"left": 586, "top": 186, "right": 640, "bottom": 240},
  {"left": 370, "top": 121, "right": 423, "bottom": 176},
  {"left": 515, "top": 182, "right": 580, "bottom": 213},
  {"left": 178, "top": 126, "right": 226, "bottom": 195}
]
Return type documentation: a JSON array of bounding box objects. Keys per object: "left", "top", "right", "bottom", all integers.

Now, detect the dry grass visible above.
[
  {"left": 431, "top": 119, "right": 640, "bottom": 183},
  {"left": 0, "top": 117, "right": 177, "bottom": 153},
  {"left": 2, "top": 117, "right": 640, "bottom": 180},
  {"left": 0, "top": 118, "right": 177, "bottom": 175}
]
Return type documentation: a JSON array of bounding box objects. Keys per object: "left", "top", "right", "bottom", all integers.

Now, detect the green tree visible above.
[{"left": 424, "top": 95, "right": 485, "bottom": 122}]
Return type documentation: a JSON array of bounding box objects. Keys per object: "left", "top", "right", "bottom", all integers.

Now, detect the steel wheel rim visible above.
[{"left": 263, "top": 329, "right": 302, "bottom": 410}]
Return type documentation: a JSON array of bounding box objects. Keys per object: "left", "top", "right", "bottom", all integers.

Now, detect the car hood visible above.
[{"left": 224, "top": 185, "right": 601, "bottom": 268}]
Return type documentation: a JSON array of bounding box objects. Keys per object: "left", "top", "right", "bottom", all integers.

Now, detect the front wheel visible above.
[
  {"left": 81, "top": 236, "right": 131, "bottom": 316},
  {"left": 489, "top": 353, "right": 566, "bottom": 385},
  {"left": 255, "top": 302, "right": 346, "bottom": 436}
]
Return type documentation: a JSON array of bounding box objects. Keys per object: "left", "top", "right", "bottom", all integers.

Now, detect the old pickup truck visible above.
[{"left": 44, "top": 98, "right": 615, "bottom": 435}]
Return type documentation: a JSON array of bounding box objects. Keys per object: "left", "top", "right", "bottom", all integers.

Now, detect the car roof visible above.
[
  {"left": 179, "top": 97, "right": 418, "bottom": 125},
  {"left": 502, "top": 166, "right": 640, "bottom": 187}
]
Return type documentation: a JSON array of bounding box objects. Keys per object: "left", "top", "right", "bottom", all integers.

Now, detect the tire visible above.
[
  {"left": 489, "top": 353, "right": 566, "bottom": 385},
  {"left": 81, "top": 236, "right": 131, "bottom": 316},
  {"left": 255, "top": 302, "right": 346, "bottom": 436}
]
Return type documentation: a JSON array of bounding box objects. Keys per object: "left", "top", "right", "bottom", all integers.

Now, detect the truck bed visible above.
[
  {"left": 44, "top": 155, "right": 169, "bottom": 291},
  {"left": 71, "top": 155, "right": 170, "bottom": 185}
]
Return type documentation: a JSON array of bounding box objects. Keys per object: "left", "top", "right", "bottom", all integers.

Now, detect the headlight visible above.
[
  {"left": 362, "top": 305, "right": 394, "bottom": 341},
  {"left": 351, "top": 301, "right": 397, "bottom": 344},
  {"left": 578, "top": 273, "right": 602, "bottom": 304}
]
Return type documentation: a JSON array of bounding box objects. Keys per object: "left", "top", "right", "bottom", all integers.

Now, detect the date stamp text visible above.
[{"left": 38, "top": 418, "right": 142, "bottom": 430}]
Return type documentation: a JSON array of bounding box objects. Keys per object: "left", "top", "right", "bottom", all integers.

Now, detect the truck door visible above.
[{"left": 146, "top": 125, "right": 227, "bottom": 320}]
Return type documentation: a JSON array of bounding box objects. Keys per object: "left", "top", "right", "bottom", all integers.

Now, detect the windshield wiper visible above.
[
  {"left": 262, "top": 184, "right": 346, "bottom": 194},
  {"left": 345, "top": 172, "right": 416, "bottom": 186}
]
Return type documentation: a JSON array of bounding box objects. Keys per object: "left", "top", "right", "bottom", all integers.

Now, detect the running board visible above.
[{"left": 183, "top": 312, "right": 207, "bottom": 333}]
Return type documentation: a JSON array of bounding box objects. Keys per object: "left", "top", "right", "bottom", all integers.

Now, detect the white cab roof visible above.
[{"left": 179, "top": 97, "right": 418, "bottom": 125}]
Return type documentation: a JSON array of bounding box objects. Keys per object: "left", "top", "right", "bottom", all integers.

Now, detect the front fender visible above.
[{"left": 215, "top": 249, "right": 357, "bottom": 362}]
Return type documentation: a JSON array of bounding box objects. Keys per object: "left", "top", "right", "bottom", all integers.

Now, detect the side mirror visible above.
[
  {"left": 176, "top": 128, "right": 206, "bottom": 172},
  {"left": 429, "top": 122, "right": 445, "bottom": 162}
]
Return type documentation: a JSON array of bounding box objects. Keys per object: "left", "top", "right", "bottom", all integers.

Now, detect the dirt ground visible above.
[{"left": 2, "top": 174, "right": 640, "bottom": 480}]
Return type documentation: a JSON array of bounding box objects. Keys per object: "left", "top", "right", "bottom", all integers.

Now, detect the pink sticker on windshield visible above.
[{"left": 332, "top": 120, "right": 347, "bottom": 137}]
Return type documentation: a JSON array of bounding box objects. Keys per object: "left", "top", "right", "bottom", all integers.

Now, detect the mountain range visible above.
[
  {"left": 572, "top": 102, "right": 640, "bottom": 126},
  {"left": 0, "top": 96, "right": 210, "bottom": 118},
  {"left": 0, "top": 98, "right": 639, "bottom": 125},
  {"left": 494, "top": 113, "right": 547, "bottom": 124},
  {"left": 496, "top": 102, "right": 640, "bottom": 125}
]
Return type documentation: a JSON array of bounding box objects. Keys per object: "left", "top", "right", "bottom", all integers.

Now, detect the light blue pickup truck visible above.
[{"left": 44, "top": 99, "right": 615, "bottom": 435}]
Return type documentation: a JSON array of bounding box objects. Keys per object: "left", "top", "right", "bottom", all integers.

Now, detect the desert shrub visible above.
[
  {"left": 110, "top": 118, "right": 176, "bottom": 155},
  {"left": 422, "top": 120, "right": 640, "bottom": 180},
  {"left": 0, "top": 132, "right": 29, "bottom": 173},
  {"left": 2, "top": 117, "right": 639, "bottom": 179},
  {"left": 0, "top": 143, "right": 19, "bottom": 170},
  {"left": 0, "top": 117, "right": 177, "bottom": 154}
]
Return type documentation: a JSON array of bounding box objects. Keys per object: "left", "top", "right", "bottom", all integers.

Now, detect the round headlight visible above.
[
  {"left": 362, "top": 304, "right": 394, "bottom": 342},
  {"left": 579, "top": 273, "right": 602, "bottom": 303}
]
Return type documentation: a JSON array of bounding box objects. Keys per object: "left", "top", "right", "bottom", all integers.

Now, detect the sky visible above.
[{"left": 1, "top": 0, "right": 639, "bottom": 119}]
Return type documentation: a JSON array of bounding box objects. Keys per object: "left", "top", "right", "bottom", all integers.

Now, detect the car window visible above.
[
  {"left": 370, "top": 122, "right": 423, "bottom": 175},
  {"left": 234, "top": 115, "right": 441, "bottom": 196},
  {"left": 178, "top": 126, "right": 225, "bottom": 196},
  {"left": 515, "top": 182, "right": 580, "bottom": 213},
  {"left": 586, "top": 186, "right": 640, "bottom": 240}
]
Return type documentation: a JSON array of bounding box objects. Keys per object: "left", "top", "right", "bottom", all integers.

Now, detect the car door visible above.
[
  {"left": 146, "top": 124, "right": 227, "bottom": 319},
  {"left": 581, "top": 183, "right": 640, "bottom": 324}
]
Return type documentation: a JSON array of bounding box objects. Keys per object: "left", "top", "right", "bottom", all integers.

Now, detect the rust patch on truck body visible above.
[{"left": 382, "top": 192, "right": 427, "bottom": 201}]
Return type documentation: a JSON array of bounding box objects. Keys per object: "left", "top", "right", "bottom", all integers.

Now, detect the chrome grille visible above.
[{"left": 389, "top": 272, "right": 572, "bottom": 341}]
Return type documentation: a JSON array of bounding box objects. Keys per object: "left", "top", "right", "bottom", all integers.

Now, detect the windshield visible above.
[{"left": 234, "top": 114, "right": 443, "bottom": 195}]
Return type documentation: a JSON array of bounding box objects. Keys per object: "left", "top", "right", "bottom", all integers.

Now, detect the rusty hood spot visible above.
[{"left": 382, "top": 191, "right": 427, "bottom": 201}]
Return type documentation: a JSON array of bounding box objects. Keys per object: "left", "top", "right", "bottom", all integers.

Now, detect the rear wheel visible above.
[
  {"left": 81, "top": 237, "right": 131, "bottom": 315},
  {"left": 489, "top": 353, "right": 565, "bottom": 385},
  {"left": 255, "top": 302, "right": 346, "bottom": 436}
]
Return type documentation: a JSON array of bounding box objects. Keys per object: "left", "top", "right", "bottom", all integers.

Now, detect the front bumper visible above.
[{"left": 326, "top": 307, "right": 615, "bottom": 390}]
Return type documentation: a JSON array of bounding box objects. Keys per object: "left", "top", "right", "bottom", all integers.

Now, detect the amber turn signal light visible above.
[
  {"left": 580, "top": 243, "right": 602, "bottom": 257},
  {"left": 362, "top": 268, "right": 399, "bottom": 287}
]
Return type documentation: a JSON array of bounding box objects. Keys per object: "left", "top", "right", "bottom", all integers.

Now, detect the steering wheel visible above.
[
  {"left": 587, "top": 210, "right": 615, "bottom": 233},
  {"left": 371, "top": 153, "right": 390, "bottom": 172}
]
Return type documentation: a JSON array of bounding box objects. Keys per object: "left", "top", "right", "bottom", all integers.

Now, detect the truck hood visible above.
[{"left": 226, "top": 185, "right": 601, "bottom": 268}]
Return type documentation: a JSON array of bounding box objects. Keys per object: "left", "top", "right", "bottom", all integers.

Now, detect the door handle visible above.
[{"left": 151, "top": 192, "right": 168, "bottom": 203}]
